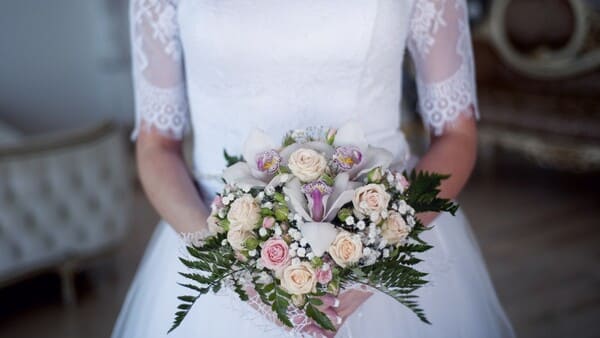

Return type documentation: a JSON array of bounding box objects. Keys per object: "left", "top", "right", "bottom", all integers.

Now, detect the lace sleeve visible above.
[
  {"left": 130, "top": 0, "right": 190, "bottom": 140},
  {"left": 407, "top": 0, "right": 479, "bottom": 136}
]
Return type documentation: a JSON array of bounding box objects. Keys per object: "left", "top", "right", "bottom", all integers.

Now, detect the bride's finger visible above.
[
  {"left": 322, "top": 307, "right": 343, "bottom": 327},
  {"left": 302, "top": 324, "right": 334, "bottom": 338},
  {"left": 317, "top": 294, "right": 340, "bottom": 310}
]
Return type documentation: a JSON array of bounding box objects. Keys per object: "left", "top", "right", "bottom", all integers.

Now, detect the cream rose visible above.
[
  {"left": 287, "top": 148, "right": 327, "bottom": 182},
  {"left": 227, "top": 228, "right": 255, "bottom": 251},
  {"left": 328, "top": 231, "right": 363, "bottom": 267},
  {"left": 381, "top": 211, "right": 411, "bottom": 246},
  {"left": 280, "top": 262, "right": 317, "bottom": 295},
  {"left": 352, "top": 184, "right": 390, "bottom": 223},
  {"left": 227, "top": 194, "right": 261, "bottom": 231}
]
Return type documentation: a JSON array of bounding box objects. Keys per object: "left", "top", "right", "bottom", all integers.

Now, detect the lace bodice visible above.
[{"left": 130, "top": 0, "right": 478, "bottom": 179}]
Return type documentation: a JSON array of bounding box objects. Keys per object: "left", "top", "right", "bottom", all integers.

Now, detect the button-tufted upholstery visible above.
[{"left": 0, "top": 121, "right": 132, "bottom": 294}]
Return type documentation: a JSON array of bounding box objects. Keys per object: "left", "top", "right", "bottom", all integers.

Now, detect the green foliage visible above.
[
  {"left": 254, "top": 283, "right": 293, "bottom": 327},
  {"left": 169, "top": 242, "right": 238, "bottom": 333},
  {"left": 404, "top": 170, "right": 459, "bottom": 215},
  {"left": 223, "top": 149, "right": 244, "bottom": 167},
  {"left": 306, "top": 303, "right": 336, "bottom": 331},
  {"left": 348, "top": 243, "right": 432, "bottom": 324}
]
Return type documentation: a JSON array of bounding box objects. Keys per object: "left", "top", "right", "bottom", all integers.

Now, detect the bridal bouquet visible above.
[{"left": 170, "top": 122, "right": 458, "bottom": 334}]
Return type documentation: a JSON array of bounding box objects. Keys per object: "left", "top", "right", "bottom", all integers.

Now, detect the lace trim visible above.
[
  {"left": 131, "top": 78, "right": 190, "bottom": 140},
  {"left": 416, "top": 62, "right": 477, "bottom": 135},
  {"left": 179, "top": 228, "right": 212, "bottom": 246}
]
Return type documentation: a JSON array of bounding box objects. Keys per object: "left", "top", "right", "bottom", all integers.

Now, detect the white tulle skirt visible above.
[{"left": 112, "top": 201, "right": 515, "bottom": 338}]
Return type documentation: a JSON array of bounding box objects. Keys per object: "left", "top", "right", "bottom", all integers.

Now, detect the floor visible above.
[{"left": 0, "top": 161, "right": 599, "bottom": 338}]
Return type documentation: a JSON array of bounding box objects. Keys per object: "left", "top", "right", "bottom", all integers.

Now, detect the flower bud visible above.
[
  {"left": 337, "top": 208, "right": 353, "bottom": 223},
  {"left": 291, "top": 294, "right": 306, "bottom": 307},
  {"left": 273, "top": 192, "right": 286, "bottom": 204},
  {"left": 326, "top": 128, "right": 337, "bottom": 145},
  {"left": 274, "top": 205, "right": 290, "bottom": 222},
  {"left": 367, "top": 167, "right": 383, "bottom": 183},
  {"left": 245, "top": 237, "right": 259, "bottom": 251}
]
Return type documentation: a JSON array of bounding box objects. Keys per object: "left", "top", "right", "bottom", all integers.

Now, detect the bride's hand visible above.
[{"left": 302, "top": 289, "right": 373, "bottom": 338}]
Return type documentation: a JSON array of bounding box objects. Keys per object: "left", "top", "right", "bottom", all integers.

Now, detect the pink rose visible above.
[
  {"left": 262, "top": 216, "right": 276, "bottom": 229},
  {"left": 316, "top": 266, "right": 333, "bottom": 285},
  {"left": 260, "top": 238, "right": 290, "bottom": 271}
]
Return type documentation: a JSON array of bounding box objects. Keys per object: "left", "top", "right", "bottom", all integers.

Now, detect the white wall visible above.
[{"left": 0, "top": 0, "right": 133, "bottom": 134}]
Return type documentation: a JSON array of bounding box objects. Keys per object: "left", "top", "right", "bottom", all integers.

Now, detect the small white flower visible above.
[
  {"left": 274, "top": 226, "right": 283, "bottom": 237},
  {"left": 407, "top": 216, "right": 416, "bottom": 227},
  {"left": 290, "top": 242, "right": 299, "bottom": 250},
  {"left": 256, "top": 260, "right": 264, "bottom": 269},
  {"left": 363, "top": 247, "right": 372, "bottom": 256},
  {"left": 306, "top": 252, "right": 315, "bottom": 260},
  {"left": 262, "top": 201, "right": 273, "bottom": 209},
  {"left": 297, "top": 247, "right": 306, "bottom": 257},
  {"left": 221, "top": 239, "right": 228, "bottom": 246},
  {"left": 257, "top": 192, "right": 265, "bottom": 200},
  {"left": 299, "top": 238, "right": 308, "bottom": 247},
  {"left": 322, "top": 263, "right": 330, "bottom": 271},
  {"left": 248, "top": 249, "right": 257, "bottom": 257},
  {"left": 345, "top": 216, "right": 355, "bottom": 225},
  {"left": 398, "top": 200, "right": 408, "bottom": 214},
  {"left": 383, "top": 249, "right": 390, "bottom": 258},
  {"left": 292, "top": 231, "right": 303, "bottom": 241},
  {"left": 291, "top": 257, "right": 301, "bottom": 265},
  {"left": 290, "top": 248, "right": 297, "bottom": 257},
  {"left": 256, "top": 272, "right": 272, "bottom": 284},
  {"left": 356, "top": 220, "right": 366, "bottom": 230},
  {"left": 265, "top": 185, "right": 275, "bottom": 196},
  {"left": 369, "top": 212, "right": 380, "bottom": 223},
  {"left": 378, "top": 239, "right": 388, "bottom": 249},
  {"left": 258, "top": 227, "right": 268, "bottom": 237}
]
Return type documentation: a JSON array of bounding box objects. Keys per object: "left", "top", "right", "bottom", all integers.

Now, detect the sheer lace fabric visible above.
[
  {"left": 130, "top": 0, "right": 190, "bottom": 140},
  {"left": 407, "top": 0, "right": 479, "bottom": 135}
]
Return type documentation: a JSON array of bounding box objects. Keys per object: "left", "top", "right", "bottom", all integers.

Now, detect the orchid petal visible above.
[
  {"left": 282, "top": 178, "right": 311, "bottom": 221},
  {"left": 266, "top": 173, "right": 291, "bottom": 188},
  {"left": 297, "top": 222, "right": 339, "bottom": 257},
  {"left": 334, "top": 121, "right": 368, "bottom": 153},
  {"left": 327, "top": 172, "right": 350, "bottom": 209},
  {"left": 243, "top": 129, "right": 277, "bottom": 171},
  {"left": 353, "top": 146, "right": 393, "bottom": 178},
  {"left": 222, "top": 162, "right": 267, "bottom": 190},
  {"left": 324, "top": 190, "right": 355, "bottom": 222}
]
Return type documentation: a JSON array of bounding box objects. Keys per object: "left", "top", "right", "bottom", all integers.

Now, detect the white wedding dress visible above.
[{"left": 113, "top": 0, "right": 515, "bottom": 337}]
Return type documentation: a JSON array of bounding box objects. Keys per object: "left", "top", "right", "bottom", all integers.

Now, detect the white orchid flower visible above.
[
  {"left": 222, "top": 129, "right": 282, "bottom": 190},
  {"left": 283, "top": 172, "right": 357, "bottom": 256},
  {"left": 332, "top": 121, "right": 394, "bottom": 180}
]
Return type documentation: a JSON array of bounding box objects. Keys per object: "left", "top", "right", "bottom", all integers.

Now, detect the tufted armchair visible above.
[{"left": 0, "top": 121, "right": 132, "bottom": 304}]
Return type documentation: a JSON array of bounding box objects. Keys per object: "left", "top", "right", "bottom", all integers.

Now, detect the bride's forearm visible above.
[
  {"left": 414, "top": 112, "right": 478, "bottom": 225},
  {"left": 136, "top": 132, "right": 209, "bottom": 233}
]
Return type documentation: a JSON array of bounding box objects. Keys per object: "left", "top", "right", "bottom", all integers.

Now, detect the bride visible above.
[{"left": 112, "top": 0, "right": 515, "bottom": 337}]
